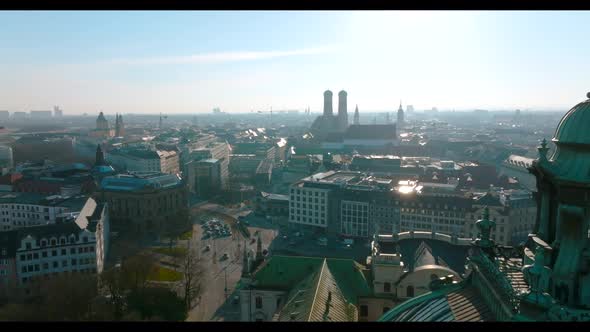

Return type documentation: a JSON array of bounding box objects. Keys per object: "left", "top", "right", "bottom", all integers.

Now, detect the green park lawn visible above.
[
  {"left": 148, "top": 265, "right": 183, "bottom": 282},
  {"left": 152, "top": 247, "right": 188, "bottom": 258},
  {"left": 179, "top": 230, "right": 193, "bottom": 240}
]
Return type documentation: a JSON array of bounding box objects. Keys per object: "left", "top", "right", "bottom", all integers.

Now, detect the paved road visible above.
[{"left": 186, "top": 204, "right": 277, "bottom": 321}]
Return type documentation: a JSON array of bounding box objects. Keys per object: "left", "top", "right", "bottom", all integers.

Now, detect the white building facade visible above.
[
  {"left": 289, "top": 185, "right": 330, "bottom": 229},
  {"left": 14, "top": 198, "right": 109, "bottom": 290}
]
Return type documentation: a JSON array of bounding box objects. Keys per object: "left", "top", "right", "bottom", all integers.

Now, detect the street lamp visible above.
[{"left": 224, "top": 265, "right": 228, "bottom": 300}]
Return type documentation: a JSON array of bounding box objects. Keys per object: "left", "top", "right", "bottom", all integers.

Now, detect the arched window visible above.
[
  {"left": 40, "top": 239, "right": 47, "bottom": 247},
  {"left": 50, "top": 238, "right": 57, "bottom": 246},
  {"left": 407, "top": 285, "right": 414, "bottom": 297}
]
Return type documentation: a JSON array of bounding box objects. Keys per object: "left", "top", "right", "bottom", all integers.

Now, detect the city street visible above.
[{"left": 186, "top": 204, "right": 277, "bottom": 321}]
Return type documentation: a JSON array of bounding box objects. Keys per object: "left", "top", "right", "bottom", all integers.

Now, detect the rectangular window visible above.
[{"left": 360, "top": 305, "right": 369, "bottom": 317}]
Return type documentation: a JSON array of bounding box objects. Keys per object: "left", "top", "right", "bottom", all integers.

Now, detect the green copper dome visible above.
[
  {"left": 552, "top": 92, "right": 590, "bottom": 146},
  {"left": 542, "top": 92, "right": 590, "bottom": 184}
]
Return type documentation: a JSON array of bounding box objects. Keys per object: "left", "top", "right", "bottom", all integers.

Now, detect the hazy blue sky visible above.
[{"left": 1, "top": 11, "right": 589, "bottom": 114}]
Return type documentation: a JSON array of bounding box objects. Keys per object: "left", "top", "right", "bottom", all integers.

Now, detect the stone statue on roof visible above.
[{"left": 522, "top": 245, "right": 554, "bottom": 307}]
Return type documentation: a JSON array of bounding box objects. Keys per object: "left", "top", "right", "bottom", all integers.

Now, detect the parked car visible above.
[
  {"left": 221, "top": 253, "right": 229, "bottom": 261},
  {"left": 204, "top": 245, "right": 211, "bottom": 252}
]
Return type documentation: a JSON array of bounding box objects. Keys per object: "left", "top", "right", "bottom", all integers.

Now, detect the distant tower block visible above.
[
  {"left": 338, "top": 90, "right": 348, "bottom": 130},
  {"left": 323, "top": 90, "right": 333, "bottom": 117},
  {"left": 353, "top": 104, "right": 360, "bottom": 125}
]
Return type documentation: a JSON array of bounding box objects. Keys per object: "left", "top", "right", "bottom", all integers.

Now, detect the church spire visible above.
[
  {"left": 353, "top": 104, "right": 360, "bottom": 125},
  {"left": 95, "top": 144, "right": 105, "bottom": 166}
]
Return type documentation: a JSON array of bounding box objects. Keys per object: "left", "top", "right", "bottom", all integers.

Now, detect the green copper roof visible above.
[
  {"left": 276, "top": 259, "right": 358, "bottom": 322},
  {"left": 379, "top": 282, "right": 493, "bottom": 322},
  {"left": 553, "top": 94, "right": 590, "bottom": 146},
  {"left": 539, "top": 93, "right": 590, "bottom": 184},
  {"left": 252, "top": 255, "right": 371, "bottom": 302}
]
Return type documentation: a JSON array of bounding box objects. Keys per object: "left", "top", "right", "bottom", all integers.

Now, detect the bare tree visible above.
[
  {"left": 100, "top": 267, "right": 126, "bottom": 320},
  {"left": 177, "top": 246, "right": 205, "bottom": 311},
  {"left": 120, "top": 253, "right": 154, "bottom": 292}
]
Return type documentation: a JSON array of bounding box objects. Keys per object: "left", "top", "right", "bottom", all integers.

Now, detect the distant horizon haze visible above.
[{"left": 1, "top": 11, "right": 589, "bottom": 114}]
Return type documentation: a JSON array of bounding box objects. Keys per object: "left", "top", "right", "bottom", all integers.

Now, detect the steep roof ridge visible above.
[
  {"left": 413, "top": 241, "right": 435, "bottom": 269},
  {"left": 308, "top": 258, "right": 328, "bottom": 321},
  {"left": 277, "top": 267, "right": 321, "bottom": 321}
]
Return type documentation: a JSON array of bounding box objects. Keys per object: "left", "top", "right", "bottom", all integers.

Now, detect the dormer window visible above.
[{"left": 41, "top": 240, "right": 47, "bottom": 247}]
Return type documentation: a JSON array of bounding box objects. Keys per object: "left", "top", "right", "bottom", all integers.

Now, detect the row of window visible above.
[
  {"left": 401, "top": 208, "right": 465, "bottom": 219},
  {"left": 293, "top": 196, "right": 325, "bottom": 204},
  {"left": 21, "top": 257, "right": 95, "bottom": 273},
  {"left": 290, "top": 189, "right": 326, "bottom": 197},
  {"left": 24, "top": 236, "right": 89, "bottom": 250},
  {"left": 290, "top": 203, "right": 326, "bottom": 210},
  {"left": 0, "top": 205, "right": 51, "bottom": 212},
  {"left": 19, "top": 246, "right": 95, "bottom": 261}
]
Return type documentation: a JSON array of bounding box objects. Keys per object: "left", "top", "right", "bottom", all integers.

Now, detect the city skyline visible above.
[{"left": 1, "top": 11, "right": 590, "bottom": 114}]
